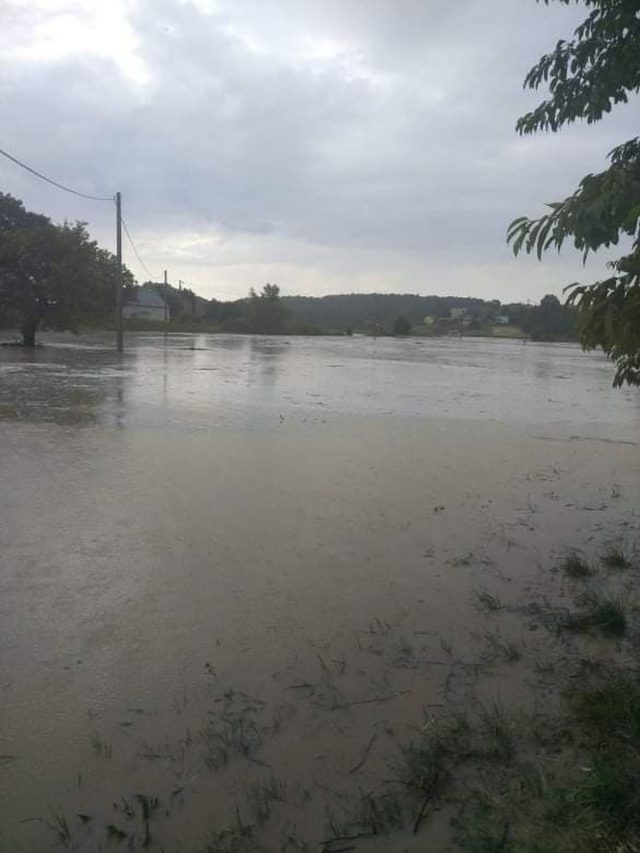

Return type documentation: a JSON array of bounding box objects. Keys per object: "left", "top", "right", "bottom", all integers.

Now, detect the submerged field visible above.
[{"left": 0, "top": 333, "right": 638, "bottom": 851}]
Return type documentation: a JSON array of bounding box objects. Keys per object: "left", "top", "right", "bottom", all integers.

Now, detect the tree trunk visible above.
[{"left": 22, "top": 318, "right": 37, "bottom": 348}]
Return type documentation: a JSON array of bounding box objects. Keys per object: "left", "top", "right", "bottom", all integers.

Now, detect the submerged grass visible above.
[
  {"left": 557, "top": 550, "right": 592, "bottom": 579},
  {"left": 563, "top": 591, "right": 627, "bottom": 637},
  {"left": 199, "top": 711, "right": 264, "bottom": 769},
  {"left": 473, "top": 590, "right": 503, "bottom": 613},
  {"left": 448, "top": 543, "right": 639, "bottom": 853},
  {"left": 453, "top": 804, "right": 512, "bottom": 853},
  {"left": 572, "top": 674, "right": 640, "bottom": 742},
  {"left": 247, "top": 774, "right": 286, "bottom": 827},
  {"left": 482, "top": 629, "right": 522, "bottom": 664},
  {"left": 600, "top": 545, "right": 633, "bottom": 571},
  {"left": 477, "top": 702, "right": 516, "bottom": 763},
  {"left": 449, "top": 672, "right": 640, "bottom": 852},
  {"left": 31, "top": 535, "right": 639, "bottom": 853},
  {"left": 203, "top": 807, "right": 261, "bottom": 853},
  {"left": 46, "top": 809, "right": 72, "bottom": 848},
  {"left": 566, "top": 673, "right": 640, "bottom": 847}
]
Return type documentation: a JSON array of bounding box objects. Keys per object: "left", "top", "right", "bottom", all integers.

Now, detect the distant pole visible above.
[
  {"left": 115, "top": 191, "right": 123, "bottom": 353},
  {"left": 164, "top": 268, "right": 169, "bottom": 325}
]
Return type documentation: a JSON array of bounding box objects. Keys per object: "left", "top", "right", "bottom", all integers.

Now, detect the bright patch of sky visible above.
[{"left": 4, "top": 0, "right": 150, "bottom": 84}]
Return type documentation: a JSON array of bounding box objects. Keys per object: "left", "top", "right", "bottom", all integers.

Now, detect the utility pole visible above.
[
  {"left": 115, "top": 191, "right": 123, "bottom": 353},
  {"left": 164, "top": 269, "right": 169, "bottom": 324}
]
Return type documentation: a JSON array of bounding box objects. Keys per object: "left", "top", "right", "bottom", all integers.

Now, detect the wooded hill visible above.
[
  {"left": 281, "top": 293, "right": 488, "bottom": 333},
  {"left": 125, "top": 284, "right": 577, "bottom": 342}
]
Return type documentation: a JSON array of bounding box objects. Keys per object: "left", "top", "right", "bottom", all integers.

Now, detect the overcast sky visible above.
[{"left": 1, "top": 0, "right": 636, "bottom": 303}]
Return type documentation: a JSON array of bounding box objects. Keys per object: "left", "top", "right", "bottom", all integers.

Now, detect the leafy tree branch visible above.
[{"left": 508, "top": 0, "right": 640, "bottom": 386}]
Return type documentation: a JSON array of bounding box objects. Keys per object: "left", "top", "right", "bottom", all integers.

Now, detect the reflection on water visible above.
[
  {"left": 247, "top": 336, "right": 289, "bottom": 385},
  {"left": 0, "top": 332, "right": 638, "bottom": 432},
  {"left": 0, "top": 347, "right": 126, "bottom": 426}
]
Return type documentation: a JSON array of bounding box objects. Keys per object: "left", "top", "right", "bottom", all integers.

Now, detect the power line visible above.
[
  {"left": 0, "top": 145, "right": 114, "bottom": 202},
  {"left": 121, "top": 217, "right": 160, "bottom": 281},
  {"left": 0, "top": 143, "right": 215, "bottom": 307}
]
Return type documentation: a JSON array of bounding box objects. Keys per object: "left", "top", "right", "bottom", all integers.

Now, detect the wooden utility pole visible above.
[
  {"left": 163, "top": 269, "right": 169, "bottom": 325},
  {"left": 115, "top": 191, "right": 123, "bottom": 352}
]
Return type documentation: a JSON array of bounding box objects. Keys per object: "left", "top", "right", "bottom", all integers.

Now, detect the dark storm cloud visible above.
[{"left": 1, "top": 0, "right": 636, "bottom": 297}]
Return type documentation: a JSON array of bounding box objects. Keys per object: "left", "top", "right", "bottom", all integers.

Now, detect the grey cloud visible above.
[{"left": 0, "top": 0, "right": 636, "bottom": 297}]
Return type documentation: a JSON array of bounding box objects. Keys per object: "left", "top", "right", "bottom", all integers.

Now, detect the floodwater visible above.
[
  {"left": 1, "top": 332, "right": 638, "bottom": 431},
  {"left": 1, "top": 333, "right": 639, "bottom": 851}
]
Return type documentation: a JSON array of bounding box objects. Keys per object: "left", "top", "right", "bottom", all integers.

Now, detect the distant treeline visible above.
[
  {"left": 111, "top": 281, "right": 580, "bottom": 342},
  {"left": 281, "top": 293, "right": 577, "bottom": 341},
  {"left": 282, "top": 293, "right": 482, "bottom": 333}
]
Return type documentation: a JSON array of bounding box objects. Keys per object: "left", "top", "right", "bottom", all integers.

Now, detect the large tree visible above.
[
  {"left": 522, "top": 293, "right": 577, "bottom": 341},
  {"left": 0, "top": 193, "right": 128, "bottom": 346},
  {"left": 393, "top": 315, "right": 412, "bottom": 336},
  {"left": 508, "top": 0, "right": 640, "bottom": 386},
  {"left": 248, "top": 283, "right": 288, "bottom": 334}
]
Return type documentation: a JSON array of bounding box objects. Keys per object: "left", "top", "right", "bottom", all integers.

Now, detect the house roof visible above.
[{"left": 135, "top": 288, "right": 166, "bottom": 307}]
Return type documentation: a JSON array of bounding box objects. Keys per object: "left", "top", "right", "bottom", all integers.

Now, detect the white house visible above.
[{"left": 123, "top": 288, "right": 167, "bottom": 321}]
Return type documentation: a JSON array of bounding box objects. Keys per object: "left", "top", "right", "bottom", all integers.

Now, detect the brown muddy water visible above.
[{"left": 0, "top": 333, "right": 639, "bottom": 851}]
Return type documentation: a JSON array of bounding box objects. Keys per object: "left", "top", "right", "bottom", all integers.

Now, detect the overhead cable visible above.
[
  {"left": 0, "top": 145, "right": 114, "bottom": 202},
  {"left": 121, "top": 217, "right": 160, "bottom": 281}
]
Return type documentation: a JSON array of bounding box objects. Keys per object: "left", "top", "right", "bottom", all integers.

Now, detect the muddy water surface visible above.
[{"left": 1, "top": 333, "right": 639, "bottom": 851}]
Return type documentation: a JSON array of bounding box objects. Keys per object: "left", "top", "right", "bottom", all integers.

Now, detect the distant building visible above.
[
  {"left": 495, "top": 314, "right": 510, "bottom": 325},
  {"left": 123, "top": 288, "right": 167, "bottom": 321}
]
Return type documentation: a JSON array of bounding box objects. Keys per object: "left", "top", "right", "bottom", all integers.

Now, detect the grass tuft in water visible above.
[
  {"left": 247, "top": 774, "right": 286, "bottom": 827},
  {"left": 401, "top": 710, "right": 472, "bottom": 794},
  {"left": 572, "top": 675, "right": 640, "bottom": 743},
  {"left": 473, "top": 590, "right": 503, "bottom": 613},
  {"left": 45, "top": 809, "right": 72, "bottom": 848},
  {"left": 558, "top": 550, "right": 592, "bottom": 579},
  {"left": 482, "top": 630, "right": 522, "bottom": 664},
  {"left": 204, "top": 806, "right": 258, "bottom": 853},
  {"left": 571, "top": 674, "right": 640, "bottom": 841},
  {"left": 600, "top": 545, "right": 633, "bottom": 571},
  {"left": 477, "top": 702, "right": 516, "bottom": 763},
  {"left": 106, "top": 823, "right": 128, "bottom": 842},
  {"left": 199, "top": 711, "right": 263, "bottom": 769},
  {"left": 563, "top": 592, "right": 627, "bottom": 637},
  {"left": 453, "top": 803, "right": 511, "bottom": 853},
  {"left": 357, "top": 789, "right": 404, "bottom": 834}
]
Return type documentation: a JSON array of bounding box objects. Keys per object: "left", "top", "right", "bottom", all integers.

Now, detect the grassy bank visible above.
[{"left": 29, "top": 534, "right": 639, "bottom": 852}]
